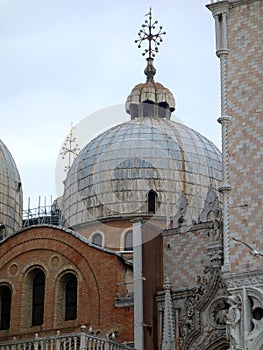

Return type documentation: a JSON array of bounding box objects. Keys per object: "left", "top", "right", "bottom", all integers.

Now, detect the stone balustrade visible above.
[{"left": 0, "top": 326, "right": 133, "bottom": 350}]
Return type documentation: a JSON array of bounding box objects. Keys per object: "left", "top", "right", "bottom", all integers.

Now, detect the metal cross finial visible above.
[
  {"left": 60, "top": 123, "right": 80, "bottom": 172},
  {"left": 135, "top": 8, "right": 166, "bottom": 60}
]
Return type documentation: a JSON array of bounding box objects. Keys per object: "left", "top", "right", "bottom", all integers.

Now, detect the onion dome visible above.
[
  {"left": 125, "top": 61, "right": 175, "bottom": 120},
  {"left": 0, "top": 139, "right": 23, "bottom": 236},
  {"left": 62, "top": 9, "right": 222, "bottom": 228}
]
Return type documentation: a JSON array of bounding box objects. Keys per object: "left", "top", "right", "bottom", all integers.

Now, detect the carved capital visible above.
[
  {"left": 218, "top": 184, "right": 232, "bottom": 193},
  {"left": 217, "top": 115, "right": 232, "bottom": 124},
  {"left": 216, "top": 48, "right": 230, "bottom": 58},
  {"left": 207, "top": 1, "right": 232, "bottom": 16}
]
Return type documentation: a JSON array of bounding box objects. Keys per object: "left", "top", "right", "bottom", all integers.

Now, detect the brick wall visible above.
[
  {"left": 0, "top": 226, "right": 133, "bottom": 343},
  {"left": 163, "top": 226, "right": 211, "bottom": 290},
  {"left": 227, "top": 0, "right": 263, "bottom": 272}
]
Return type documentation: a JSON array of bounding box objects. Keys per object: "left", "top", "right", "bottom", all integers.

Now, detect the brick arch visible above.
[
  {"left": 54, "top": 268, "right": 81, "bottom": 327},
  {"left": 0, "top": 280, "right": 14, "bottom": 291},
  {"left": 0, "top": 282, "right": 13, "bottom": 331},
  {"left": 22, "top": 262, "right": 49, "bottom": 277},
  {"left": 0, "top": 227, "right": 102, "bottom": 331},
  {"left": 21, "top": 266, "right": 46, "bottom": 330}
]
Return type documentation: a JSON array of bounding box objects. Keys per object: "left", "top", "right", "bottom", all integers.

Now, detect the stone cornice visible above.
[
  {"left": 206, "top": 1, "right": 232, "bottom": 16},
  {"left": 163, "top": 221, "right": 213, "bottom": 237},
  {"left": 228, "top": 0, "right": 261, "bottom": 7},
  {"left": 223, "top": 269, "right": 263, "bottom": 290},
  {"left": 207, "top": 0, "right": 260, "bottom": 14}
]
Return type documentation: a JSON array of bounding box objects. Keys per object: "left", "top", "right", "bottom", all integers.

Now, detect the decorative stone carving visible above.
[
  {"left": 177, "top": 263, "right": 228, "bottom": 349},
  {"left": 191, "top": 320, "right": 213, "bottom": 349},
  {"left": 180, "top": 295, "right": 195, "bottom": 339},
  {"left": 199, "top": 187, "right": 221, "bottom": 223},
  {"left": 207, "top": 219, "right": 222, "bottom": 242},
  {"left": 224, "top": 294, "right": 242, "bottom": 349},
  {"left": 173, "top": 194, "right": 192, "bottom": 228},
  {"left": 207, "top": 241, "right": 223, "bottom": 267},
  {"left": 224, "top": 271, "right": 263, "bottom": 290},
  {"left": 162, "top": 277, "right": 176, "bottom": 350},
  {"left": 209, "top": 297, "right": 229, "bottom": 329}
]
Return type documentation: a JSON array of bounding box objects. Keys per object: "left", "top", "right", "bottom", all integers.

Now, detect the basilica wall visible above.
[
  {"left": 0, "top": 225, "right": 134, "bottom": 344},
  {"left": 226, "top": 0, "right": 263, "bottom": 274},
  {"left": 163, "top": 224, "right": 213, "bottom": 290}
]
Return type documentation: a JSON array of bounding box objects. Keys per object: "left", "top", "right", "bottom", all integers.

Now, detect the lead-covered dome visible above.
[
  {"left": 62, "top": 117, "right": 221, "bottom": 227},
  {"left": 62, "top": 13, "right": 222, "bottom": 228},
  {"left": 0, "top": 139, "right": 23, "bottom": 236}
]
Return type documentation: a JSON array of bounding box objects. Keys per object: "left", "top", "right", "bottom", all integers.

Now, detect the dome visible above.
[
  {"left": 62, "top": 12, "right": 222, "bottom": 228},
  {"left": 62, "top": 117, "right": 221, "bottom": 227},
  {"left": 125, "top": 58, "right": 175, "bottom": 120},
  {"left": 0, "top": 139, "right": 23, "bottom": 236},
  {"left": 125, "top": 81, "right": 175, "bottom": 119}
]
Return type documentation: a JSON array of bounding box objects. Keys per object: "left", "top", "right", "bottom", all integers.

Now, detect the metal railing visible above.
[{"left": 0, "top": 326, "right": 133, "bottom": 350}]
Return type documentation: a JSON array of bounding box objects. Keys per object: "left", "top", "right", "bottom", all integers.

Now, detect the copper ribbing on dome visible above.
[{"left": 135, "top": 8, "right": 166, "bottom": 82}]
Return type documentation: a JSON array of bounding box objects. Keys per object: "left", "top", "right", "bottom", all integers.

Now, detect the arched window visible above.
[
  {"left": 124, "top": 230, "right": 133, "bottom": 251},
  {"left": 92, "top": 233, "right": 103, "bottom": 247},
  {"left": 32, "top": 270, "right": 45, "bottom": 326},
  {"left": 148, "top": 189, "right": 157, "bottom": 214},
  {"left": 65, "top": 274, "right": 77, "bottom": 321},
  {"left": 0, "top": 285, "right": 12, "bottom": 330}
]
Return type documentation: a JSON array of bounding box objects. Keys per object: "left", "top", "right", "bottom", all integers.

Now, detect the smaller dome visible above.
[
  {"left": 125, "top": 58, "right": 175, "bottom": 120},
  {"left": 0, "top": 139, "right": 23, "bottom": 236},
  {"left": 126, "top": 81, "right": 175, "bottom": 119}
]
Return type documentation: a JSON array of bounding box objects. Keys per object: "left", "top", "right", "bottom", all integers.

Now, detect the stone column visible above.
[
  {"left": 207, "top": 1, "right": 232, "bottom": 273},
  {"left": 132, "top": 219, "right": 144, "bottom": 350}
]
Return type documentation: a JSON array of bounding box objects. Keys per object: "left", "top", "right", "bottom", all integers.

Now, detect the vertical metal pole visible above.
[{"left": 38, "top": 196, "right": 41, "bottom": 224}]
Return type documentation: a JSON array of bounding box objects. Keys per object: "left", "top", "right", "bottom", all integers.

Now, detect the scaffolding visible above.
[{"left": 23, "top": 196, "right": 62, "bottom": 228}]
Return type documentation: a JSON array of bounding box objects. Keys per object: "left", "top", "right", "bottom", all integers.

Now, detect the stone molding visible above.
[{"left": 224, "top": 271, "right": 263, "bottom": 290}]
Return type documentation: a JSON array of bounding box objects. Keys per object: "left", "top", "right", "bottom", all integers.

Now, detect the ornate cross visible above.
[
  {"left": 135, "top": 8, "right": 166, "bottom": 60},
  {"left": 60, "top": 124, "right": 80, "bottom": 172}
]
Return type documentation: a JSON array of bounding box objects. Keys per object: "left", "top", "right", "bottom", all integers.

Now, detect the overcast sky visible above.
[{"left": 0, "top": 0, "right": 221, "bottom": 209}]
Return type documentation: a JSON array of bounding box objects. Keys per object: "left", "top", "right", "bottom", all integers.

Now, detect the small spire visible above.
[
  {"left": 135, "top": 8, "right": 166, "bottom": 82},
  {"left": 162, "top": 277, "right": 176, "bottom": 350}
]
